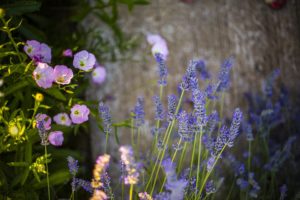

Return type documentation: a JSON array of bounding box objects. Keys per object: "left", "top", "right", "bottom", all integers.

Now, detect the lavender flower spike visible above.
[
  {"left": 153, "top": 95, "right": 164, "bottom": 120},
  {"left": 99, "top": 102, "right": 112, "bottom": 135},
  {"left": 180, "top": 60, "right": 199, "bottom": 91},
  {"left": 67, "top": 156, "right": 79, "bottom": 176},
  {"left": 192, "top": 88, "right": 207, "bottom": 127},
  {"left": 228, "top": 108, "right": 243, "bottom": 147},
  {"left": 217, "top": 56, "right": 234, "bottom": 92},
  {"left": 167, "top": 94, "right": 177, "bottom": 121},
  {"left": 162, "top": 158, "right": 187, "bottom": 200},
  {"left": 132, "top": 97, "right": 145, "bottom": 127},
  {"left": 154, "top": 53, "right": 168, "bottom": 86}
]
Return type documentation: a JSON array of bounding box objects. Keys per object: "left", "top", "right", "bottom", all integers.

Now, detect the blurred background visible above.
[{"left": 1, "top": 0, "right": 300, "bottom": 198}]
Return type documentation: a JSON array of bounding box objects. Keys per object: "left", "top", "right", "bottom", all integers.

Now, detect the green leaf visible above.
[
  {"left": 43, "top": 87, "right": 66, "bottom": 102},
  {"left": 3, "top": 79, "right": 29, "bottom": 96},
  {"left": 7, "top": 162, "right": 29, "bottom": 167},
  {"left": 33, "top": 170, "right": 71, "bottom": 189},
  {"left": 3, "top": 1, "right": 42, "bottom": 16},
  {"left": 114, "top": 126, "right": 120, "bottom": 145}
]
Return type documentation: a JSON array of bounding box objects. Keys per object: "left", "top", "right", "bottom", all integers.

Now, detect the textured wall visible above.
[{"left": 88, "top": 0, "right": 300, "bottom": 159}]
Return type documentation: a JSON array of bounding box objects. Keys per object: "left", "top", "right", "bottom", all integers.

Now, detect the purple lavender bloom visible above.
[
  {"left": 280, "top": 184, "right": 287, "bottom": 200},
  {"left": 74, "top": 178, "right": 93, "bottom": 193},
  {"left": 132, "top": 97, "right": 145, "bottom": 127},
  {"left": 248, "top": 173, "right": 260, "bottom": 198},
  {"left": 178, "top": 111, "right": 195, "bottom": 142},
  {"left": 154, "top": 53, "right": 168, "bottom": 86},
  {"left": 213, "top": 125, "right": 229, "bottom": 156},
  {"left": 153, "top": 95, "right": 164, "bottom": 120},
  {"left": 206, "top": 156, "right": 215, "bottom": 172},
  {"left": 24, "top": 40, "right": 52, "bottom": 63},
  {"left": 53, "top": 65, "right": 73, "bottom": 85},
  {"left": 206, "top": 180, "right": 216, "bottom": 194},
  {"left": 192, "top": 88, "right": 207, "bottom": 127},
  {"left": 180, "top": 60, "right": 199, "bottom": 91},
  {"left": 70, "top": 104, "right": 90, "bottom": 124},
  {"left": 62, "top": 49, "right": 73, "bottom": 57},
  {"left": 33, "top": 62, "right": 54, "bottom": 89},
  {"left": 48, "top": 131, "right": 64, "bottom": 146},
  {"left": 99, "top": 102, "right": 112, "bottom": 134},
  {"left": 228, "top": 108, "right": 243, "bottom": 147},
  {"left": 67, "top": 156, "right": 79, "bottom": 176},
  {"left": 53, "top": 113, "right": 72, "bottom": 126},
  {"left": 195, "top": 60, "right": 210, "bottom": 80},
  {"left": 205, "top": 84, "right": 218, "bottom": 100},
  {"left": 243, "top": 122, "right": 253, "bottom": 141},
  {"left": 36, "top": 113, "right": 51, "bottom": 130},
  {"left": 206, "top": 110, "right": 219, "bottom": 134},
  {"left": 236, "top": 178, "right": 249, "bottom": 190},
  {"left": 92, "top": 66, "right": 106, "bottom": 84},
  {"left": 36, "top": 120, "right": 48, "bottom": 146},
  {"left": 73, "top": 50, "right": 96, "bottom": 71},
  {"left": 167, "top": 94, "right": 177, "bottom": 121},
  {"left": 162, "top": 158, "right": 187, "bottom": 200},
  {"left": 262, "top": 68, "right": 280, "bottom": 98},
  {"left": 217, "top": 57, "right": 234, "bottom": 92}
]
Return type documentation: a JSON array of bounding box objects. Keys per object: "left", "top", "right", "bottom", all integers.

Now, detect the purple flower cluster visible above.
[
  {"left": 192, "top": 88, "right": 207, "bottom": 127},
  {"left": 24, "top": 40, "right": 106, "bottom": 89},
  {"left": 154, "top": 53, "right": 168, "bottom": 86},
  {"left": 217, "top": 57, "right": 234, "bottom": 92},
  {"left": 161, "top": 158, "right": 187, "bottom": 200},
  {"left": 132, "top": 97, "right": 145, "bottom": 127},
  {"left": 180, "top": 60, "right": 198, "bottom": 91},
  {"left": 24, "top": 40, "right": 52, "bottom": 63},
  {"left": 153, "top": 95, "right": 164, "bottom": 120},
  {"left": 167, "top": 94, "right": 177, "bottom": 121},
  {"left": 99, "top": 102, "right": 112, "bottom": 135}
]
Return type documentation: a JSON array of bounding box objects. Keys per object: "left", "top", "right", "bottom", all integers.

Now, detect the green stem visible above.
[
  {"left": 189, "top": 132, "right": 198, "bottom": 179},
  {"left": 247, "top": 141, "right": 251, "bottom": 171},
  {"left": 196, "top": 127, "right": 204, "bottom": 188},
  {"left": 146, "top": 90, "right": 185, "bottom": 192},
  {"left": 197, "top": 145, "right": 227, "bottom": 200},
  {"left": 44, "top": 145, "right": 51, "bottom": 200},
  {"left": 122, "top": 182, "right": 124, "bottom": 200},
  {"left": 159, "top": 138, "right": 182, "bottom": 192},
  {"left": 105, "top": 133, "right": 109, "bottom": 153},
  {"left": 225, "top": 179, "right": 235, "bottom": 200},
  {"left": 129, "top": 184, "right": 134, "bottom": 200},
  {"left": 177, "top": 142, "right": 188, "bottom": 173}
]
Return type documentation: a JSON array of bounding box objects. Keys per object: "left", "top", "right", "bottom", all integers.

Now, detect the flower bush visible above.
[{"left": 1, "top": 7, "right": 299, "bottom": 200}]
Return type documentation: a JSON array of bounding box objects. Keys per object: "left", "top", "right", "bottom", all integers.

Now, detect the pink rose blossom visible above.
[
  {"left": 48, "top": 131, "right": 64, "bottom": 146},
  {"left": 70, "top": 104, "right": 90, "bottom": 124},
  {"left": 53, "top": 113, "right": 72, "bottom": 126},
  {"left": 35, "top": 113, "right": 52, "bottom": 130},
  {"left": 53, "top": 65, "right": 73, "bottom": 85},
  {"left": 33, "top": 62, "right": 54, "bottom": 89}
]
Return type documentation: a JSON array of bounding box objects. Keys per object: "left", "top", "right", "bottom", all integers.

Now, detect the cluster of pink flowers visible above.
[
  {"left": 24, "top": 40, "right": 107, "bottom": 89},
  {"left": 35, "top": 104, "right": 90, "bottom": 147},
  {"left": 146, "top": 34, "right": 169, "bottom": 60}
]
